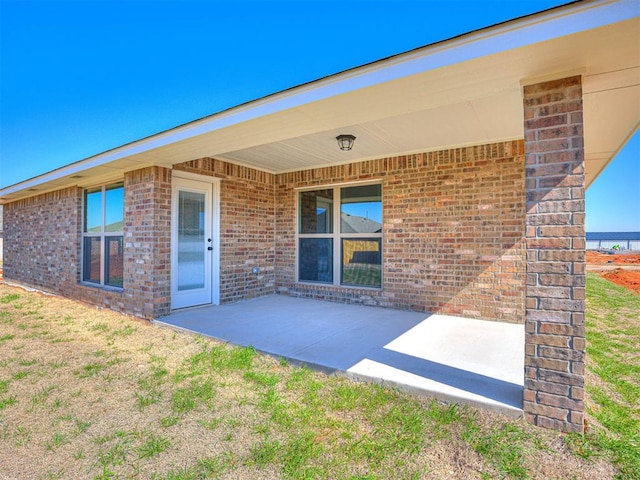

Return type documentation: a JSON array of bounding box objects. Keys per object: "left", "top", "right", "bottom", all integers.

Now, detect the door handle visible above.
[{"left": 207, "top": 246, "right": 213, "bottom": 251}]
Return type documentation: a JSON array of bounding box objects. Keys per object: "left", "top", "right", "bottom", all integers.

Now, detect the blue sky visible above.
[{"left": 1, "top": 0, "right": 637, "bottom": 231}]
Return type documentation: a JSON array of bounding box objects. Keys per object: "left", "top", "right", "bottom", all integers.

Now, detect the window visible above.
[
  {"left": 298, "top": 183, "right": 382, "bottom": 288},
  {"left": 82, "top": 183, "right": 124, "bottom": 288}
]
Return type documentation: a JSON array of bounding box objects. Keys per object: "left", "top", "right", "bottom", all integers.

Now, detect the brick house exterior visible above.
[
  {"left": 4, "top": 141, "right": 526, "bottom": 321},
  {"left": 1, "top": 1, "right": 637, "bottom": 433}
]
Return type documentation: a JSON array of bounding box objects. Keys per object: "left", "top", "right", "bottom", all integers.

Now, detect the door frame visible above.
[{"left": 171, "top": 171, "right": 220, "bottom": 309}]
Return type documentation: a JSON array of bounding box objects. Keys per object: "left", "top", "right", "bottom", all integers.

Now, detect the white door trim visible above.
[{"left": 171, "top": 172, "right": 220, "bottom": 309}]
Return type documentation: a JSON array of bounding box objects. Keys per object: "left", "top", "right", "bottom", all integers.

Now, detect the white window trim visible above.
[
  {"left": 296, "top": 180, "right": 383, "bottom": 289},
  {"left": 81, "top": 182, "right": 124, "bottom": 289}
]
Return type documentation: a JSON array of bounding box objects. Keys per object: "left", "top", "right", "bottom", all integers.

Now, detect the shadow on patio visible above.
[{"left": 156, "top": 295, "right": 524, "bottom": 416}]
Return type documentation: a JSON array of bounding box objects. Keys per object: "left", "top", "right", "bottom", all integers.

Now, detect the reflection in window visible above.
[
  {"left": 342, "top": 238, "right": 381, "bottom": 287},
  {"left": 299, "top": 189, "right": 333, "bottom": 234},
  {"left": 341, "top": 184, "right": 382, "bottom": 233},
  {"left": 82, "top": 183, "right": 124, "bottom": 288},
  {"left": 84, "top": 188, "right": 102, "bottom": 233},
  {"left": 299, "top": 238, "right": 333, "bottom": 283},
  {"left": 177, "top": 191, "right": 206, "bottom": 291},
  {"left": 105, "top": 237, "right": 124, "bottom": 287},
  {"left": 105, "top": 184, "right": 125, "bottom": 232},
  {"left": 82, "top": 237, "right": 101, "bottom": 284}
]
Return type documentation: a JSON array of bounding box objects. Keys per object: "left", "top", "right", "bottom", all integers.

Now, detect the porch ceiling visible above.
[
  {"left": 215, "top": 17, "right": 639, "bottom": 185},
  {"left": 1, "top": 0, "right": 638, "bottom": 203}
]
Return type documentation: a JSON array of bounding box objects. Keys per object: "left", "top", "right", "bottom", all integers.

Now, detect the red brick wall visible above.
[
  {"left": 3, "top": 167, "right": 173, "bottom": 319},
  {"left": 276, "top": 140, "right": 526, "bottom": 323},
  {"left": 122, "top": 166, "right": 172, "bottom": 318},
  {"left": 174, "top": 159, "right": 276, "bottom": 303},
  {"left": 523, "top": 75, "right": 586, "bottom": 433},
  {"left": 4, "top": 187, "right": 82, "bottom": 295}
]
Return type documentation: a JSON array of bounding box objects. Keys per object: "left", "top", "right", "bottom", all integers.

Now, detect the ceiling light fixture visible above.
[{"left": 336, "top": 134, "right": 356, "bottom": 151}]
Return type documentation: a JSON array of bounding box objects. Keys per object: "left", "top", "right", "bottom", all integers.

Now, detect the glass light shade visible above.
[{"left": 336, "top": 134, "right": 356, "bottom": 151}]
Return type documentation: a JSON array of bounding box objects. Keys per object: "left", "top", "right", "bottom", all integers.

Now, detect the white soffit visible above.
[
  {"left": 218, "top": 90, "right": 525, "bottom": 173},
  {"left": 1, "top": 0, "right": 638, "bottom": 202},
  {"left": 583, "top": 67, "right": 640, "bottom": 187}
]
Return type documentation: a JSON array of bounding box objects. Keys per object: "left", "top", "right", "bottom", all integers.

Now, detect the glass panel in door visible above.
[{"left": 177, "top": 190, "right": 206, "bottom": 291}]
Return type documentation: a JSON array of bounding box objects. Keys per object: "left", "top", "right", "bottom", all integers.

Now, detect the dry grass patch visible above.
[{"left": 0, "top": 283, "right": 621, "bottom": 479}]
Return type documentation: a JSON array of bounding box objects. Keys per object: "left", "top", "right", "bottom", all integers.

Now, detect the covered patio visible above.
[{"left": 157, "top": 295, "right": 524, "bottom": 416}]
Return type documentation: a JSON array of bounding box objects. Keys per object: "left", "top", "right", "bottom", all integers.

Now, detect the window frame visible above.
[
  {"left": 81, "top": 182, "right": 124, "bottom": 289},
  {"left": 296, "top": 180, "right": 383, "bottom": 289}
]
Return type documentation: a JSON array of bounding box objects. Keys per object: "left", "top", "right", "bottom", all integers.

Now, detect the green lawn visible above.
[
  {"left": 570, "top": 273, "right": 640, "bottom": 480},
  {"left": 0, "top": 275, "right": 637, "bottom": 479},
  {"left": 341, "top": 264, "right": 382, "bottom": 287}
]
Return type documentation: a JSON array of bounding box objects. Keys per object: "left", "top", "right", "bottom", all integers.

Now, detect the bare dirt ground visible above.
[
  {"left": 586, "top": 250, "right": 640, "bottom": 265},
  {"left": 587, "top": 250, "right": 640, "bottom": 295}
]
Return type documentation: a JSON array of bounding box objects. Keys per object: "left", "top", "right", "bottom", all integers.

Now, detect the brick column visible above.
[
  {"left": 123, "top": 166, "right": 172, "bottom": 319},
  {"left": 522, "top": 76, "right": 586, "bottom": 433}
]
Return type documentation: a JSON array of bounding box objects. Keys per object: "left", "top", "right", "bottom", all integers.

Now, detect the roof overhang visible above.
[{"left": 1, "top": 0, "right": 638, "bottom": 203}]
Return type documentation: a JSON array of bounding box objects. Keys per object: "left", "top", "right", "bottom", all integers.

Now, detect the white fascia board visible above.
[
  {"left": 0, "top": 158, "right": 118, "bottom": 197},
  {"left": 0, "top": 154, "right": 150, "bottom": 197},
  {"left": 1, "top": 0, "right": 636, "bottom": 199}
]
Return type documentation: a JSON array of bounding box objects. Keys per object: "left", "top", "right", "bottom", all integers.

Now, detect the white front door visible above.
[{"left": 171, "top": 176, "right": 218, "bottom": 309}]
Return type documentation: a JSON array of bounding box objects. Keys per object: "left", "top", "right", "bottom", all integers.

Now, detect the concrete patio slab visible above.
[{"left": 156, "top": 295, "right": 524, "bottom": 416}]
